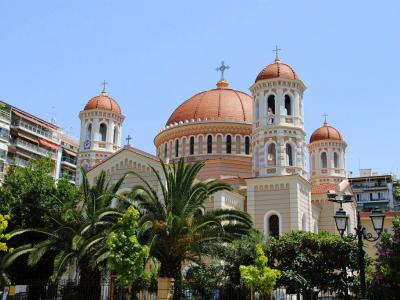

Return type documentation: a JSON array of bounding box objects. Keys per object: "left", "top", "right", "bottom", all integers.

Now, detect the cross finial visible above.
[
  {"left": 272, "top": 45, "right": 282, "bottom": 61},
  {"left": 101, "top": 80, "right": 108, "bottom": 93},
  {"left": 322, "top": 113, "right": 328, "bottom": 124},
  {"left": 216, "top": 61, "right": 230, "bottom": 81},
  {"left": 126, "top": 135, "right": 132, "bottom": 146}
]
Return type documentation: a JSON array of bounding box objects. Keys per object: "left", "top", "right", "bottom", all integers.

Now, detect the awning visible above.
[
  {"left": 13, "top": 110, "right": 58, "bottom": 131},
  {"left": 39, "top": 138, "right": 58, "bottom": 150},
  {"left": 16, "top": 132, "right": 38, "bottom": 144},
  {"left": 63, "top": 148, "right": 77, "bottom": 157}
]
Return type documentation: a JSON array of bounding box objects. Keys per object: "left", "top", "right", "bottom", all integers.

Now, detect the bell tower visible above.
[
  {"left": 77, "top": 83, "right": 125, "bottom": 182},
  {"left": 246, "top": 51, "right": 312, "bottom": 237}
]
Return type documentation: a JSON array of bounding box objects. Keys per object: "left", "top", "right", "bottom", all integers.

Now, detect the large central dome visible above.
[{"left": 166, "top": 81, "right": 252, "bottom": 126}]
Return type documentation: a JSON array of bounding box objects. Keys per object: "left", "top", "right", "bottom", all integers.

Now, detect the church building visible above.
[{"left": 77, "top": 54, "right": 356, "bottom": 237}]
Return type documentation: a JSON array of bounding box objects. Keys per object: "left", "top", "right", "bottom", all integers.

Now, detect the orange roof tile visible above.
[{"left": 311, "top": 183, "right": 338, "bottom": 194}]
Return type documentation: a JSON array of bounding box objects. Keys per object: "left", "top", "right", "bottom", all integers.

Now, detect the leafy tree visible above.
[
  {"left": 2, "top": 167, "right": 127, "bottom": 299},
  {"left": 267, "top": 231, "right": 359, "bottom": 297},
  {"left": 240, "top": 244, "right": 280, "bottom": 299},
  {"left": 393, "top": 180, "right": 400, "bottom": 201},
  {"left": 127, "top": 158, "right": 252, "bottom": 299},
  {"left": 369, "top": 216, "right": 400, "bottom": 299},
  {"left": 107, "top": 206, "right": 149, "bottom": 299},
  {"left": 0, "top": 214, "right": 11, "bottom": 253}
]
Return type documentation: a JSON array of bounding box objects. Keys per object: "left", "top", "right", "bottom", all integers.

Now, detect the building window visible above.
[
  {"left": 334, "top": 152, "right": 339, "bottom": 168},
  {"left": 175, "top": 139, "right": 179, "bottom": 157},
  {"left": 267, "top": 95, "right": 275, "bottom": 124},
  {"left": 164, "top": 144, "right": 168, "bottom": 159},
  {"left": 284, "top": 95, "right": 292, "bottom": 116},
  {"left": 321, "top": 152, "right": 327, "bottom": 168},
  {"left": 207, "top": 135, "right": 212, "bottom": 154},
  {"left": 245, "top": 136, "right": 250, "bottom": 155},
  {"left": 286, "top": 144, "right": 293, "bottom": 166},
  {"left": 267, "top": 143, "right": 276, "bottom": 166},
  {"left": 113, "top": 126, "right": 118, "bottom": 144},
  {"left": 269, "top": 215, "right": 279, "bottom": 237},
  {"left": 99, "top": 123, "right": 107, "bottom": 142},
  {"left": 189, "top": 136, "right": 194, "bottom": 155},
  {"left": 226, "top": 135, "right": 232, "bottom": 154},
  {"left": 86, "top": 124, "right": 92, "bottom": 140}
]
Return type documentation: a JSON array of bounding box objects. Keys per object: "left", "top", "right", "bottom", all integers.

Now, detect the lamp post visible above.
[{"left": 327, "top": 191, "right": 385, "bottom": 300}]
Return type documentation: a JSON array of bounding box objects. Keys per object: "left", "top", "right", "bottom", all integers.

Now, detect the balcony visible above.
[
  {"left": 0, "top": 110, "right": 11, "bottom": 123},
  {"left": 12, "top": 138, "right": 56, "bottom": 159},
  {"left": 351, "top": 183, "right": 388, "bottom": 191},
  {"left": 61, "top": 156, "right": 77, "bottom": 167},
  {"left": 59, "top": 171, "right": 76, "bottom": 183},
  {"left": 11, "top": 119, "right": 59, "bottom": 143},
  {"left": 0, "top": 149, "right": 6, "bottom": 161}
]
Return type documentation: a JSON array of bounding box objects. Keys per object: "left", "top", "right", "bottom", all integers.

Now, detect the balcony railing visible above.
[
  {"left": 60, "top": 172, "right": 76, "bottom": 182},
  {"left": 0, "top": 110, "right": 11, "bottom": 122},
  {"left": 352, "top": 183, "right": 388, "bottom": 189},
  {"left": 11, "top": 119, "right": 59, "bottom": 143},
  {"left": 12, "top": 138, "right": 55, "bottom": 159},
  {"left": 61, "top": 156, "right": 77, "bottom": 166}
]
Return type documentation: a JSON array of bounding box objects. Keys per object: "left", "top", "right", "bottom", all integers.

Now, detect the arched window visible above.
[
  {"left": 285, "top": 95, "right": 292, "bottom": 116},
  {"left": 321, "top": 152, "right": 327, "bottom": 168},
  {"left": 207, "top": 135, "right": 213, "bottom": 154},
  {"left": 99, "top": 123, "right": 107, "bottom": 142},
  {"left": 269, "top": 215, "right": 279, "bottom": 237},
  {"left": 226, "top": 135, "right": 232, "bottom": 154},
  {"left": 164, "top": 144, "right": 168, "bottom": 159},
  {"left": 175, "top": 139, "right": 179, "bottom": 157},
  {"left": 267, "top": 143, "right": 276, "bottom": 166},
  {"left": 286, "top": 144, "right": 293, "bottom": 166},
  {"left": 235, "top": 136, "right": 241, "bottom": 154},
  {"left": 334, "top": 152, "right": 339, "bottom": 168},
  {"left": 254, "top": 145, "right": 259, "bottom": 169},
  {"left": 245, "top": 136, "right": 250, "bottom": 155},
  {"left": 267, "top": 95, "right": 275, "bottom": 114},
  {"left": 255, "top": 99, "right": 260, "bottom": 121},
  {"left": 113, "top": 126, "right": 118, "bottom": 144},
  {"left": 86, "top": 124, "right": 92, "bottom": 140},
  {"left": 189, "top": 136, "right": 195, "bottom": 155},
  {"left": 267, "top": 95, "right": 275, "bottom": 124}
]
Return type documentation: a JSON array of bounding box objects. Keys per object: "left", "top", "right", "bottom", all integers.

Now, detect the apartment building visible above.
[
  {"left": 349, "top": 169, "right": 397, "bottom": 212},
  {"left": 0, "top": 100, "right": 78, "bottom": 183}
]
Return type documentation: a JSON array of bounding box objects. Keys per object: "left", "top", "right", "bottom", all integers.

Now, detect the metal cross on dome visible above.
[
  {"left": 216, "top": 61, "right": 230, "bottom": 81},
  {"left": 322, "top": 113, "right": 328, "bottom": 124},
  {"left": 101, "top": 80, "right": 108, "bottom": 93},
  {"left": 126, "top": 135, "right": 132, "bottom": 146},
  {"left": 272, "top": 45, "right": 282, "bottom": 60}
]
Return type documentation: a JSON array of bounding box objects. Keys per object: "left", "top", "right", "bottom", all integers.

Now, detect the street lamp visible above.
[{"left": 327, "top": 191, "right": 385, "bottom": 300}]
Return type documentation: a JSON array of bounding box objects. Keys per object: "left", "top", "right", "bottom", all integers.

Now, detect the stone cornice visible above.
[
  {"left": 154, "top": 122, "right": 252, "bottom": 147},
  {"left": 249, "top": 78, "right": 306, "bottom": 95}
]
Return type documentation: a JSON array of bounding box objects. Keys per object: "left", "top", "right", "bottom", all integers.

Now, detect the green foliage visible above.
[
  {"left": 267, "top": 231, "right": 359, "bottom": 295},
  {"left": 240, "top": 244, "right": 279, "bottom": 295},
  {"left": 1, "top": 166, "right": 127, "bottom": 287},
  {"left": 107, "top": 206, "right": 149, "bottom": 287},
  {"left": 369, "top": 216, "right": 400, "bottom": 299},
  {"left": 0, "top": 214, "right": 12, "bottom": 253},
  {"left": 393, "top": 181, "right": 400, "bottom": 201},
  {"left": 127, "top": 158, "right": 252, "bottom": 298}
]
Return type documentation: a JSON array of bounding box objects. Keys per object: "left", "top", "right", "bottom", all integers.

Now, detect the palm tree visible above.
[
  {"left": 127, "top": 158, "right": 252, "bottom": 299},
  {"left": 1, "top": 168, "right": 127, "bottom": 299}
]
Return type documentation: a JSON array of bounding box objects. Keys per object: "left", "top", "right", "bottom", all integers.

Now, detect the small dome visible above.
[
  {"left": 166, "top": 81, "right": 252, "bottom": 126},
  {"left": 310, "top": 122, "right": 343, "bottom": 143},
  {"left": 84, "top": 92, "right": 122, "bottom": 114},
  {"left": 255, "top": 58, "right": 298, "bottom": 82}
]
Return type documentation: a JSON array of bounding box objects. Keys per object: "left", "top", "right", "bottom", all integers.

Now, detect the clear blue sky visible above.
[{"left": 1, "top": 0, "right": 399, "bottom": 176}]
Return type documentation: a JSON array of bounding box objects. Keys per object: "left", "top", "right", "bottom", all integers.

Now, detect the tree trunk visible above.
[{"left": 77, "top": 258, "right": 101, "bottom": 300}]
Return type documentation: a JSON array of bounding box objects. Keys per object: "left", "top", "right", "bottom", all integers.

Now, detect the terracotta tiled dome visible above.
[
  {"left": 84, "top": 92, "right": 122, "bottom": 114},
  {"left": 310, "top": 122, "right": 343, "bottom": 143},
  {"left": 255, "top": 58, "right": 298, "bottom": 82},
  {"left": 166, "top": 81, "right": 252, "bottom": 126}
]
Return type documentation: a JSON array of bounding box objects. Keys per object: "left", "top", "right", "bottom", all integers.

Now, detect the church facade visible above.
[{"left": 77, "top": 55, "right": 356, "bottom": 237}]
